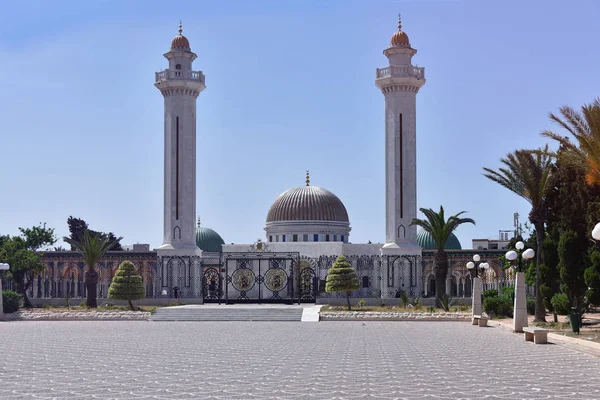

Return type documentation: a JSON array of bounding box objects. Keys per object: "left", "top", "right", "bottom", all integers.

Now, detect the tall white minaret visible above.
[
  {"left": 155, "top": 22, "right": 205, "bottom": 254},
  {"left": 375, "top": 15, "right": 425, "bottom": 252}
]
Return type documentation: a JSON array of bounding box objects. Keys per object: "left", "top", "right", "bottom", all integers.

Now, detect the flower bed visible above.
[
  {"left": 320, "top": 311, "right": 471, "bottom": 321},
  {"left": 13, "top": 310, "right": 150, "bottom": 321}
]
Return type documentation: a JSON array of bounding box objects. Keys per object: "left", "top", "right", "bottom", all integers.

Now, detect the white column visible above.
[
  {"left": 513, "top": 272, "right": 528, "bottom": 332},
  {"left": 472, "top": 277, "right": 481, "bottom": 320}
]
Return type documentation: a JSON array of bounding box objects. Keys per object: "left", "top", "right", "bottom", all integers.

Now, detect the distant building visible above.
[{"left": 472, "top": 230, "right": 514, "bottom": 250}]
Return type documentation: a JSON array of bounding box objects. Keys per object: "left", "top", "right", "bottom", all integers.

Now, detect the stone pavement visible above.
[{"left": 1, "top": 321, "right": 600, "bottom": 399}]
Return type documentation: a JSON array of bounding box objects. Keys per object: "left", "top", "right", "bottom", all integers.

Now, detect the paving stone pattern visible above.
[{"left": 1, "top": 321, "right": 600, "bottom": 399}]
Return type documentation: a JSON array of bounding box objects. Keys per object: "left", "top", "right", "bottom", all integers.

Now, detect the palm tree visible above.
[
  {"left": 541, "top": 98, "right": 600, "bottom": 186},
  {"left": 483, "top": 148, "right": 553, "bottom": 322},
  {"left": 411, "top": 206, "right": 475, "bottom": 304},
  {"left": 63, "top": 231, "right": 120, "bottom": 308}
]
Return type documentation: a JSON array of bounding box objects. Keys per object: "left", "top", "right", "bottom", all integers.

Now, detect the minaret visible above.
[
  {"left": 155, "top": 22, "right": 205, "bottom": 254},
  {"left": 376, "top": 15, "right": 425, "bottom": 251}
]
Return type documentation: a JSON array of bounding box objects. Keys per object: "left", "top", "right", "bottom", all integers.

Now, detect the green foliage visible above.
[
  {"left": 0, "top": 224, "right": 55, "bottom": 308},
  {"left": 108, "top": 261, "right": 145, "bottom": 310},
  {"left": 410, "top": 206, "right": 475, "bottom": 303},
  {"left": 557, "top": 230, "right": 587, "bottom": 313},
  {"left": 437, "top": 294, "right": 455, "bottom": 312},
  {"left": 64, "top": 230, "right": 120, "bottom": 308},
  {"left": 325, "top": 256, "right": 359, "bottom": 311},
  {"left": 483, "top": 296, "right": 513, "bottom": 318},
  {"left": 527, "top": 296, "right": 536, "bottom": 315},
  {"left": 325, "top": 256, "right": 359, "bottom": 293},
  {"left": 357, "top": 299, "right": 366, "bottom": 308},
  {"left": 585, "top": 250, "right": 600, "bottom": 305},
  {"left": 551, "top": 293, "right": 571, "bottom": 315},
  {"left": 482, "top": 289, "right": 499, "bottom": 300},
  {"left": 2, "top": 290, "right": 22, "bottom": 313},
  {"left": 67, "top": 216, "right": 123, "bottom": 251},
  {"left": 400, "top": 291, "right": 409, "bottom": 308}
]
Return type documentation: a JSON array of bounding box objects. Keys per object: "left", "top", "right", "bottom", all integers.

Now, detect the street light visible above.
[
  {"left": 466, "top": 255, "right": 488, "bottom": 321},
  {"left": 505, "top": 241, "right": 535, "bottom": 272},
  {"left": 505, "top": 241, "right": 534, "bottom": 333}
]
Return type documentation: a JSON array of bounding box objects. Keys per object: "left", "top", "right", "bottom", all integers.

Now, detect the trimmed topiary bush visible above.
[
  {"left": 2, "top": 290, "right": 23, "bottom": 313},
  {"left": 550, "top": 293, "right": 571, "bottom": 315},
  {"left": 325, "top": 256, "right": 359, "bottom": 311},
  {"left": 483, "top": 296, "right": 513, "bottom": 318},
  {"left": 108, "top": 261, "right": 145, "bottom": 310}
]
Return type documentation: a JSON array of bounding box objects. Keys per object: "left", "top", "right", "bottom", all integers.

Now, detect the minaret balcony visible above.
[
  {"left": 155, "top": 69, "right": 205, "bottom": 85},
  {"left": 376, "top": 65, "right": 425, "bottom": 80}
]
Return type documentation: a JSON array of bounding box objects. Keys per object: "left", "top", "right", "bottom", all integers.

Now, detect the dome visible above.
[
  {"left": 266, "top": 176, "right": 349, "bottom": 223},
  {"left": 171, "top": 22, "right": 191, "bottom": 51},
  {"left": 390, "top": 15, "right": 410, "bottom": 47},
  {"left": 195, "top": 222, "right": 225, "bottom": 253},
  {"left": 417, "top": 230, "right": 462, "bottom": 250}
]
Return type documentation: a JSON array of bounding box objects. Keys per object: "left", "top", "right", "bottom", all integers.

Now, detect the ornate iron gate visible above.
[{"left": 221, "top": 252, "right": 312, "bottom": 304}]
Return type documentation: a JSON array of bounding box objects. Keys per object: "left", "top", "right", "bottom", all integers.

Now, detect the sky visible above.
[{"left": 1, "top": 0, "right": 599, "bottom": 250}]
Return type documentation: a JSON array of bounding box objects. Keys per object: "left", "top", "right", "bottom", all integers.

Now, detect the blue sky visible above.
[{"left": 1, "top": 0, "right": 598, "bottom": 249}]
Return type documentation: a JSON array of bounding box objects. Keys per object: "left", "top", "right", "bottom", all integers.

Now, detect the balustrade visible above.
[
  {"left": 376, "top": 65, "right": 425, "bottom": 80},
  {"left": 155, "top": 69, "right": 205, "bottom": 84}
]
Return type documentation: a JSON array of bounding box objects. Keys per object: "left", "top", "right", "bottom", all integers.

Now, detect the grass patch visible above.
[{"left": 322, "top": 305, "right": 468, "bottom": 313}]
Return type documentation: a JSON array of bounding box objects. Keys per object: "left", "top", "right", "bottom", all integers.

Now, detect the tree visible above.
[
  {"left": 66, "top": 216, "right": 123, "bottom": 251},
  {"left": 108, "top": 261, "right": 145, "bottom": 310},
  {"left": 64, "top": 230, "right": 120, "bottom": 308},
  {"left": 585, "top": 249, "right": 600, "bottom": 306},
  {"left": 0, "top": 223, "right": 56, "bottom": 308},
  {"left": 557, "top": 231, "right": 588, "bottom": 318},
  {"left": 541, "top": 98, "right": 600, "bottom": 186},
  {"left": 325, "top": 256, "right": 360, "bottom": 311},
  {"left": 483, "top": 148, "right": 553, "bottom": 322},
  {"left": 411, "top": 206, "right": 475, "bottom": 303}
]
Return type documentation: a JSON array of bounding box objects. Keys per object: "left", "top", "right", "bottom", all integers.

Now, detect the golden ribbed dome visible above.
[
  {"left": 390, "top": 15, "right": 410, "bottom": 47},
  {"left": 171, "top": 22, "right": 191, "bottom": 51}
]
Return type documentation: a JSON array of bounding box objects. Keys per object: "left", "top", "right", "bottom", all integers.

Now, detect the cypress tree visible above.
[
  {"left": 325, "top": 256, "right": 360, "bottom": 311},
  {"left": 108, "top": 261, "right": 145, "bottom": 310}
]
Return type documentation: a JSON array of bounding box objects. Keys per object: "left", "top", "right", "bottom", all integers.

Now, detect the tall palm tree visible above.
[
  {"left": 63, "top": 231, "right": 120, "bottom": 308},
  {"left": 411, "top": 206, "right": 475, "bottom": 304},
  {"left": 541, "top": 98, "right": 600, "bottom": 186},
  {"left": 483, "top": 148, "right": 553, "bottom": 322}
]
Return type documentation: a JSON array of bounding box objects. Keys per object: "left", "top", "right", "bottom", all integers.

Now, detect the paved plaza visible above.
[{"left": 1, "top": 321, "right": 600, "bottom": 399}]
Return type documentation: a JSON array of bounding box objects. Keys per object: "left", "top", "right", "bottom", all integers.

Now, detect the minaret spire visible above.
[
  {"left": 397, "top": 13, "right": 402, "bottom": 31},
  {"left": 305, "top": 170, "right": 310, "bottom": 186},
  {"left": 179, "top": 20, "right": 183, "bottom": 35},
  {"left": 197, "top": 216, "right": 201, "bottom": 227}
]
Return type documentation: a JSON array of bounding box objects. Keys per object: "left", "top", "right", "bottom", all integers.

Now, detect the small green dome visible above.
[
  {"left": 416, "top": 230, "right": 462, "bottom": 250},
  {"left": 195, "top": 226, "right": 225, "bottom": 253}
]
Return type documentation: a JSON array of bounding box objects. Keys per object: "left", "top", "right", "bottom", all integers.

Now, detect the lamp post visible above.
[
  {"left": 506, "top": 241, "right": 535, "bottom": 333},
  {"left": 466, "top": 254, "right": 489, "bottom": 322},
  {"left": 0, "top": 263, "right": 10, "bottom": 321}
]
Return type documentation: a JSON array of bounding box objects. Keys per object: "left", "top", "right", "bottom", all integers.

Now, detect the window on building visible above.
[
  {"left": 326, "top": 234, "right": 330, "bottom": 242},
  {"left": 175, "top": 64, "right": 181, "bottom": 70},
  {"left": 313, "top": 234, "right": 318, "bottom": 242},
  {"left": 303, "top": 234, "right": 308, "bottom": 242},
  {"left": 269, "top": 236, "right": 273, "bottom": 242},
  {"left": 341, "top": 235, "right": 345, "bottom": 242},
  {"left": 293, "top": 234, "right": 298, "bottom": 242},
  {"left": 362, "top": 276, "right": 369, "bottom": 288},
  {"left": 334, "top": 235, "right": 337, "bottom": 241},
  {"left": 276, "top": 235, "right": 279, "bottom": 242},
  {"left": 490, "top": 243, "right": 498, "bottom": 249},
  {"left": 282, "top": 235, "right": 286, "bottom": 242}
]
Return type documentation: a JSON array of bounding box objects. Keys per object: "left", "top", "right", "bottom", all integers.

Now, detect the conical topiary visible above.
[
  {"left": 325, "top": 256, "right": 360, "bottom": 310},
  {"left": 108, "top": 260, "right": 145, "bottom": 310}
]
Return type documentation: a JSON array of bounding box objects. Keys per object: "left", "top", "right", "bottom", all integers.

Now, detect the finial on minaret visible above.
[
  {"left": 305, "top": 170, "right": 310, "bottom": 186},
  {"left": 197, "top": 216, "right": 201, "bottom": 227},
  {"left": 179, "top": 20, "right": 183, "bottom": 35},
  {"left": 397, "top": 13, "right": 402, "bottom": 31}
]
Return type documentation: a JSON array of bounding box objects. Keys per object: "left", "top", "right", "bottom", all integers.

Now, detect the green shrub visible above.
[
  {"left": 357, "top": 299, "right": 366, "bottom": 308},
  {"left": 108, "top": 260, "right": 145, "bottom": 310},
  {"left": 482, "top": 289, "right": 499, "bottom": 299},
  {"left": 400, "top": 291, "right": 409, "bottom": 308},
  {"left": 526, "top": 296, "right": 535, "bottom": 315},
  {"left": 437, "top": 294, "right": 455, "bottom": 311},
  {"left": 2, "top": 290, "right": 22, "bottom": 313},
  {"left": 483, "top": 296, "right": 513, "bottom": 317},
  {"left": 551, "top": 293, "right": 571, "bottom": 315},
  {"left": 500, "top": 286, "right": 515, "bottom": 300}
]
